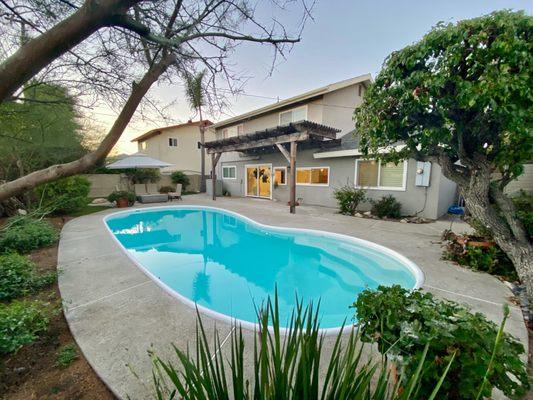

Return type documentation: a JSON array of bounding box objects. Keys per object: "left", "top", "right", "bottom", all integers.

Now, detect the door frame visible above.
[{"left": 244, "top": 163, "right": 273, "bottom": 200}]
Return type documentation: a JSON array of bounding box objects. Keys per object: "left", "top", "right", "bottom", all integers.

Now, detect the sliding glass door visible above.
[{"left": 245, "top": 164, "right": 272, "bottom": 199}]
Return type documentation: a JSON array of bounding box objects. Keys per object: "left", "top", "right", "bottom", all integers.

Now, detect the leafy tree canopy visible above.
[
  {"left": 0, "top": 83, "right": 86, "bottom": 180},
  {"left": 355, "top": 10, "right": 532, "bottom": 185}
]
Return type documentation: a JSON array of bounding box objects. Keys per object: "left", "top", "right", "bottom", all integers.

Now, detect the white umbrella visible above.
[{"left": 106, "top": 152, "right": 172, "bottom": 169}]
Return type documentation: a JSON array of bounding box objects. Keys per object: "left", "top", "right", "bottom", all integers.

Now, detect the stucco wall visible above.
[
  {"left": 138, "top": 125, "right": 216, "bottom": 174},
  {"left": 218, "top": 150, "right": 456, "bottom": 219},
  {"left": 84, "top": 174, "right": 130, "bottom": 198}
]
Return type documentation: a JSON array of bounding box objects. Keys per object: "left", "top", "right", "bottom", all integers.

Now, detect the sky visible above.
[{"left": 96, "top": 0, "right": 532, "bottom": 154}]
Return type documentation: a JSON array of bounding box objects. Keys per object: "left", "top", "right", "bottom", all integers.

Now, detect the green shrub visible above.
[
  {"left": 371, "top": 195, "right": 402, "bottom": 218},
  {"left": 0, "top": 253, "right": 56, "bottom": 301},
  {"left": 56, "top": 344, "right": 78, "bottom": 368},
  {"left": 444, "top": 244, "right": 517, "bottom": 281},
  {"left": 170, "top": 171, "right": 190, "bottom": 190},
  {"left": 333, "top": 186, "right": 366, "bottom": 215},
  {"left": 126, "top": 168, "right": 161, "bottom": 184},
  {"left": 35, "top": 176, "right": 91, "bottom": 215},
  {"left": 0, "top": 217, "right": 58, "bottom": 253},
  {"left": 107, "top": 190, "right": 135, "bottom": 205},
  {"left": 0, "top": 300, "right": 49, "bottom": 355},
  {"left": 158, "top": 185, "right": 174, "bottom": 194},
  {"left": 353, "top": 285, "right": 528, "bottom": 400},
  {"left": 153, "top": 295, "right": 453, "bottom": 400},
  {"left": 512, "top": 190, "right": 532, "bottom": 240}
]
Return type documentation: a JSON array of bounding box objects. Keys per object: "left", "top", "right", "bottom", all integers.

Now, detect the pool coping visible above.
[{"left": 102, "top": 205, "right": 425, "bottom": 336}]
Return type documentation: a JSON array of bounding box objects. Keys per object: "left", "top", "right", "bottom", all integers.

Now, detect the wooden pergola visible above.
[{"left": 203, "top": 121, "right": 340, "bottom": 213}]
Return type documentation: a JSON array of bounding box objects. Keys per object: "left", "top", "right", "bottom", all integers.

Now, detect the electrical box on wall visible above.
[{"left": 415, "top": 161, "right": 431, "bottom": 187}]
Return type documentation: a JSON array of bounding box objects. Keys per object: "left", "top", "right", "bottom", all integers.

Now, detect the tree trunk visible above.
[
  {"left": 0, "top": 0, "right": 142, "bottom": 103},
  {"left": 0, "top": 53, "right": 176, "bottom": 202},
  {"left": 199, "top": 107, "right": 206, "bottom": 193},
  {"left": 455, "top": 164, "right": 533, "bottom": 296}
]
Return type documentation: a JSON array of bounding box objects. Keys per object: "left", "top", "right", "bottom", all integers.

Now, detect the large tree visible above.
[
  {"left": 354, "top": 11, "right": 532, "bottom": 295},
  {"left": 0, "top": 0, "right": 309, "bottom": 201}
]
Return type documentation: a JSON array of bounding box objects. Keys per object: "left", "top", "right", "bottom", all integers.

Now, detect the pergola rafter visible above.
[{"left": 204, "top": 121, "right": 340, "bottom": 213}]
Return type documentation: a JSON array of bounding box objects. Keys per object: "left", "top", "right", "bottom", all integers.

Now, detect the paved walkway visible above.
[{"left": 58, "top": 195, "right": 528, "bottom": 399}]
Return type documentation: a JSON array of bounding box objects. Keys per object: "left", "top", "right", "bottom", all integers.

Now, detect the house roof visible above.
[
  {"left": 211, "top": 74, "right": 372, "bottom": 130},
  {"left": 131, "top": 120, "right": 213, "bottom": 142}
]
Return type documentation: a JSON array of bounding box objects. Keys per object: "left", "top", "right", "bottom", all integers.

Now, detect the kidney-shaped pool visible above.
[{"left": 104, "top": 206, "right": 423, "bottom": 332}]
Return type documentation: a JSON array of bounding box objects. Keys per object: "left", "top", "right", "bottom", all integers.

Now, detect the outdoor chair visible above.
[
  {"left": 135, "top": 183, "right": 168, "bottom": 204},
  {"left": 168, "top": 183, "right": 182, "bottom": 200}
]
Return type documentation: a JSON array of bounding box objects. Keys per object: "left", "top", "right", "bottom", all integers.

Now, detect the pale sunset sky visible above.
[{"left": 92, "top": 0, "right": 532, "bottom": 154}]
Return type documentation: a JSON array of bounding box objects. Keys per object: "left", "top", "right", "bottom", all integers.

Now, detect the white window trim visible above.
[
  {"left": 222, "top": 165, "right": 237, "bottom": 180},
  {"left": 354, "top": 159, "right": 408, "bottom": 191},
  {"left": 279, "top": 105, "right": 308, "bottom": 125},
  {"left": 168, "top": 137, "right": 178, "bottom": 147},
  {"left": 273, "top": 166, "right": 287, "bottom": 185},
  {"left": 296, "top": 166, "right": 330, "bottom": 187}
]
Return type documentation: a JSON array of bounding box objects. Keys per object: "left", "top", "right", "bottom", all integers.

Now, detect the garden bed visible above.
[{"left": 0, "top": 217, "right": 114, "bottom": 400}]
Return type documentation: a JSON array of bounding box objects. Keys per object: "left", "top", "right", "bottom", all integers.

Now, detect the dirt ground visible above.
[{"left": 0, "top": 217, "right": 115, "bottom": 400}]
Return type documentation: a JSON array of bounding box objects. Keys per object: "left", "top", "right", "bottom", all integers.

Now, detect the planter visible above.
[{"left": 116, "top": 198, "right": 130, "bottom": 208}]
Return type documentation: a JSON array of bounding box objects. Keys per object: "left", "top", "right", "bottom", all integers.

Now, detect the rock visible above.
[
  {"left": 400, "top": 218, "right": 409, "bottom": 223},
  {"left": 363, "top": 211, "right": 372, "bottom": 217},
  {"left": 14, "top": 367, "right": 27, "bottom": 374},
  {"left": 354, "top": 212, "right": 363, "bottom": 218},
  {"left": 17, "top": 209, "right": 27, "bottom": 215},
  {"left": 91, "top": 198, "right": 108, "bottom": 205}
]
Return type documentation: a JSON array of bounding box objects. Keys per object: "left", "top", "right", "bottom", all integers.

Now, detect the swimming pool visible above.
[{"left": 104, "top": 206, "right": 423, "bottom": 332}]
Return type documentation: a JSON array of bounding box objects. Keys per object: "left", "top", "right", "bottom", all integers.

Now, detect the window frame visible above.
[
  {"left": 273, "top": 166, "right": 287, "bottom": 186},
  {"left": 354, "top": 159, "right": 408, "bottom": 191},
  {"left": 279, "top": 105, "right": 308, "bottom": 125},
  {"left": 222, "top": 124, "right": 244, "bottom": 139},
  {"left": 222, "top": 165, "right": 237, "bottom": 180},
  {"left": 168, "top": 137, "right": 178, "bottom": 147},
  {"left": 295, "top": 166, "right": 330, "bottom": 187}
]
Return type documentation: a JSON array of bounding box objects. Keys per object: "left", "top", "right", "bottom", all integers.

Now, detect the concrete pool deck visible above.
[{"left": 58, "top": 195, "right": 528, "bottom": 399}]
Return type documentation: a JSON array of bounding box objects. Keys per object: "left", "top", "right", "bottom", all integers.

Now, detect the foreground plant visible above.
[
  {"left": 354, "top": 285, "right": 529, "bottom": 399},
  {"left": 0, "top": 216, "right": 58, "bottom": 253},
  {"left": 152, "top": 295, "right": 452, "bottom": 399}
]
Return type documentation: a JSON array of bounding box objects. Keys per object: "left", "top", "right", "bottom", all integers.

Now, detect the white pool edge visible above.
[{"left": 102, "top": 205, "right": 425, "bottom": 336}]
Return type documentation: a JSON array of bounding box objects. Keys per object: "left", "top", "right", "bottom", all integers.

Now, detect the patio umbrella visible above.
[{"left": 106, "top": 152, "right": 172, "bottom": 169}]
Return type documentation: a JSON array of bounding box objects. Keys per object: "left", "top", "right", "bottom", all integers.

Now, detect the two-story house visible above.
[
  {"left": 131, "top": 120, "right": 214, "bottom": 175},
  {"left": 204, "top": 75, "right": 458, "bottom": 219}
]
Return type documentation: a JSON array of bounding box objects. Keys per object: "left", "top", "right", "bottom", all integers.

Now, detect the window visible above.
[
  {"left": 355, "top": 159, "right": 407, "bottom": 190},
  {"left": 168, "top": 137, "right": 178, "bottom": 147},
  {"left": 296, "top": 167, "right": 329, "bottom": 186},
  {"left": 222, "top": 165, "right": 236, "bottom": 179},
  {"left": 222, "top": 124, "right": 243, "bottom": 138},
  {"left": 279, "top": 106, "right": 307, "bottom": 125},
  {"left": 139, "top": 141, "right": 147, "bottom": 150},
  {"left": 274, "top": 167, "right": 286, "bottom": 185}
]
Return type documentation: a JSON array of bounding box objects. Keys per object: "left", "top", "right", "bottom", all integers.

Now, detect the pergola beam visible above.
[
  {"left": 210, "top": 153, "right": 222, "bottom": 201},
  {"left": 289, "top": 141, "right": 297, "bottom": 214},
  {"left": 275, "top": 143, "right": 291, "bottom": 163},
  {"left": 206, "top": 131, "right": 309, "bottom": 154}
]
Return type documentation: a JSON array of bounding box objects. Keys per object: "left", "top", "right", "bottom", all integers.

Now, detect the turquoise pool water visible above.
[{"left": 105, "top": 207, "right": 422, "bottom": 330}]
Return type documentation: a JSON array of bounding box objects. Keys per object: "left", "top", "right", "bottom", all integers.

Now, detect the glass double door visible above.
[{"left": 246, "top": 165, "right": 272, "bottom": 199}]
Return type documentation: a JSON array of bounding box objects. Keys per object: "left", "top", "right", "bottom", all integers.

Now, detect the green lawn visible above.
[{"left": 69, "top": 205, "right": 111, "bottom": 217}]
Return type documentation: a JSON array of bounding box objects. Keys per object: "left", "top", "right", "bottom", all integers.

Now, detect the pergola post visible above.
[
  {"left": 211, "top": 153, "right": 221, "bottom": 201},
  {"left": 289, "top": 141, "right": 297, "bottom": 214}
]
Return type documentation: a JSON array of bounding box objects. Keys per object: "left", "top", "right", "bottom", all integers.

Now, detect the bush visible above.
[
  {"left": 371, "top": 195, "right": 402, "bottom": 218},
  {"left": 153, "top": 295, "right": 454, "bottom": 399},
  {"left": 158, "top": 185, "right": 174, "bottom": 194},
  {"left": 0, "top": 253, "right": 56, "bottom": 301},
  {"left": 512, "top": 190, "right": 532, "bottom": 240},
  {"left": 353, "top": 285, "right": 529, "bottom": 400},
  {"left": 444, "top": 243, "right": 517, "bottom": 281},
  {"left": 0, "top": 300, "right": 49, "bottom": 355},
  {"left": 0, "top": 217, "right": 58, "bottom": 253},
  {"left": 35, "top": 176, "right": 91, "bottom": 215},
  {"left": 126, "top": 168, "right": 161, "bottom": 184},
  {"left": 107, "top": 190, "right": 135, "bottom": 205},
  {"left": 170, "top": 171, "right": 190, "bottom": 190},
  {"left": 333, "top": 186, "right": 366, "bottom": 215}
]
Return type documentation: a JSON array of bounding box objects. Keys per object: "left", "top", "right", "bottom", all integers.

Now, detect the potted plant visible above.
[{"left": 107, "top": 190, "right": 135, "bottom": 208}]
